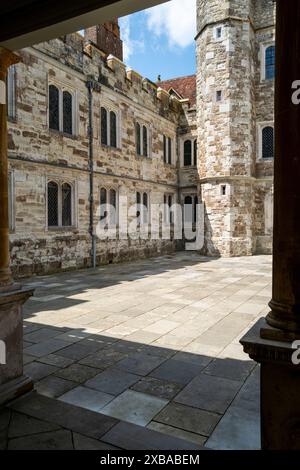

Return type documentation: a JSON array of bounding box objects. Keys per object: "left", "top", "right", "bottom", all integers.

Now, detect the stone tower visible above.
[
  {"left": 196, "top": 0, "right": 257, "bottom": 257},
  {"left": 85, "top": 19, "right": 123, "bottom": 61}
]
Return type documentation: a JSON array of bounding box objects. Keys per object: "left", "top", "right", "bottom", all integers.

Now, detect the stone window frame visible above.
[
  {"left": 257, "top": 122, "right": 274, "bottom": 161},
  {"left": 214, "top": 25, "right": 224, "bottom": 41},
  {"left": 181, "top": 192, "right": 199, "bottom": 225},
  {"left": 45, "top": 176, "right": 77, "bottom": 231},
  {"left": 163, "top": 193, "right": 175, "bottom": 224},
  {"left": 260, "top": 41, "right": 275, "bottom": 82},
  {"left": 8, "top": 170, "right": 15, "bottom": 232},
  {"left": 99, "top": 185, "right": 119, "bottom": 227},
  {"left": 180, "top": 136, "right": 198, "bottom": 168},
  {"left": 100, "top": 100, "right": 122, "bottom": 150},
  {"left": 47, "top": 79, "right": 78, "bottom": 137},
  {"left": 7, "top": 65, "right": 16, "bottom": 121},
  {"left": 163, "top": 134, "right": 175, "bottom": 166},
  {"left": 136, "top": 190, "right": 151, "bottom": 226},
  {"left": 135, "top": 118, "right": 152, "bottom": 159}
]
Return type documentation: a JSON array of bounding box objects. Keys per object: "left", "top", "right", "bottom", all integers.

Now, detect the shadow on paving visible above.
[{"left": 9, "top": 320, "right": 261, "bottom": 450}]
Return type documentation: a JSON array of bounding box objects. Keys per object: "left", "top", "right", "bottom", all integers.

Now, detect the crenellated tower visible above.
[{"left": 196, "top": 0, "right": 256, "bottom": 256}]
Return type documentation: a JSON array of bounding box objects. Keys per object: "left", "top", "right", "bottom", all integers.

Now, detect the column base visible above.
[
  {"left": 0, "top": 374, "right": 33, "bottom": 406},
  {"left": 0, "top": 285, "right": 34, "bottom": 405},
  {"left": 241, "top": 318, "right": 300, "bottom": 450}
]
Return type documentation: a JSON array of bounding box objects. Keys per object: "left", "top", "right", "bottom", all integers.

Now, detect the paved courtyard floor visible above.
[{"left": 4, "top": 253, "right": 272, "bottom": 449}]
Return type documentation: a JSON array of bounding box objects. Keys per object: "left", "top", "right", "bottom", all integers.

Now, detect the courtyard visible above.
[{"left": 1, "top": 253, "right": 271, "bottom": 450}]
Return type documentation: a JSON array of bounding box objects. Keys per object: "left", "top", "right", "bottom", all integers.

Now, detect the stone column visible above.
[
  {"left": 241, "top": 0, "right": 300, "bottom": 449},
  {"left": 0, "top": 47, "right": 33, "bottom": 405}
]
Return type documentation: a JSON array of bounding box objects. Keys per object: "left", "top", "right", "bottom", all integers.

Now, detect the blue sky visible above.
[{"left": 119, "top": 0, "right": 196, "bottom": 83}]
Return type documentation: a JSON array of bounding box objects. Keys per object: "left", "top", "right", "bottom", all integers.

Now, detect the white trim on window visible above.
[
  {"left": 260, "top": 42, "right": 275, "bottom": 82},
  {"left": 100, "top": 102, "right": 122, "bottom": 149},
  {"left": 214, "top": 25, "right": 223, "bottom": 41},
  {"left": 257, "top": 122, "right": 274, "bottom": 161},
  {"left": 48, "top": 79, "right": 78, "bottom": 136},
  {"left": 135, "top": 120, "right": 151, "bottom": 158},
  {"left": 181, "top": 137, "right": 197, "bottom": 167},
  {"left": 46, "top": 177, "right": 77, "bottom": 230}
]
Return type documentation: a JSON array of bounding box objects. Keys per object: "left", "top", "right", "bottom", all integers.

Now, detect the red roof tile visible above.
[{"left": 157, "top": 75, "right": 196, "bottom": 106}]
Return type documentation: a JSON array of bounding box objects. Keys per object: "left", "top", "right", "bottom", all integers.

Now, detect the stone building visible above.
[{"left": 6, "top": 0, "right": 275, "bottom": 277}]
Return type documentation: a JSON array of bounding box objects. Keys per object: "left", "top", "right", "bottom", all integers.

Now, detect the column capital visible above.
[{"left": 0, "top": 47, "right": 20, "bottom": 77}]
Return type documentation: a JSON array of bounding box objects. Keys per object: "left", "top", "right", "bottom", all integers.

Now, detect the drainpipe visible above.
[{"left": 86, "top": 79, "right": 96, "bottom": 268}]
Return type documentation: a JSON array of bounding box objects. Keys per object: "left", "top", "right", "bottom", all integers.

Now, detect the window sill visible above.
[
  {"left": 49, "top": 128, "right": 78, "bottom": 140},
  {"left": 101, "top": 144, "right": 122, "bottom": 151},
  {"left": 136, "top": 154, "right": 151, "bottom": 160},
  {"left": 47, "top": 226, "right": 78, "bottom": 232}
]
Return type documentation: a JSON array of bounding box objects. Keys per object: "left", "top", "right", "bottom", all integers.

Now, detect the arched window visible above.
[
  {"left": 163, "top": 135, "right": 167, "bottom": 163},
  {"left": 49, "top": 85, "right": 59, "bottom": 131},
  {"left": 265, "top": 46, "right": 275, "bottom": 80},
  {"left": 184, "top": 140, "right": 192, "bottom": 166},
  {"left": 47, "top": 181, "right": 59, "bottom": 227},
  {"left": 194, "top": 140, "right": 198, "bottom": 166},
  {"left": 100, "top": 188, "right": 107, "bottom": 221},
  {"left": 194, "top": 196, "right": 198, "bottom": 224},
  {"left": 63, "top": 91, "right": 73, "bottom": 135},
  {"left": 101, "top": 107, "right": 108, "bottom": 146},
  {"left": 7, "top": 65, "right": 16, "bottom": 120},
  {"left": 110, "top": 111, "right": 117, "bottom": 148},
  {"left": 184, "top": 195, "right": 193, "bottom": 223},
  {"left": 143, "top": 126, "right": 148, "bottom": 157},
  {"left": 262, "top": 126, "right": 274, "bottom": 159},
  {"left": 143, "top": 192, "right": 148, "bottom": 223},
  {"left": 109, "top": 189, "right": 117, "bottom": 225},
  {"left": 136, "top": 192, "right": 141, "bottom": 221},
  {"left": 136, "top": 123, "right": 141, "bottom": 155},
  {"left": 168, "top": 137, "right": 172, "bottom": 164},
  {"left": 62, "top": 183, "right": 72, "bottom": 226}
]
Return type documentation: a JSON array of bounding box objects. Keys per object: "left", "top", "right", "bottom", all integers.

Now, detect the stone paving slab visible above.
[
  {"left": 101, "top": 390, "right": 169, "bottom": 426},
  {"left": 18, "top": 253, "right": 272, "bottom": 449},
  {"left": 174, "top": 374, "right": 243, "bottom": 414},
  {"left": 85, "top": 368, "right": 140, "bottom": 396},
  {"left": 101, "top": 421, "right": 202, "bottom": 450}
]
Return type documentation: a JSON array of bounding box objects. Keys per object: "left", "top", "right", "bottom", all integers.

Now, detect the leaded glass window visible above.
[
  {"left": 101, "top": 107, "right": 108, "bottom": 145},
  {"left": 48, "top": 181, "right": 59, "bottom": 227},
  {"left": 136, "top": 123, "right": 141, "bottom": 155},
  {"left": 168, "top": 137, "right": 172, "bottom": 165},
  {"left": 163, "top": 135, "right": 167, "bottom": 163},
  {"left": 265, "top": 46, "right": 275, "bottom": 80},
  {"left": 136, "top": 192, "right": 141, "bottom": 221},
  {"left": 63, "top": 91, "right": 73, "bottom": 135},
  {"left": 143, "top": 192, "right": 148, "bottom": 223},
  {"left": 100, "top": 188, "right": 107, "bottom": 221},
  {"left": 110, "top": 111, "right": 117, "bottom": 148},
  {"left": 194, "top": 196, "right": 198, "bottom": 224},
  {"left": 184, "top": 140, "right": 192, "bottom": 166},
  {"left": 194, "top": 140, "right": 197, "bottom": 166},
  {"left": 7, "top": 66, "right": 16, "bottom": 120},
  {"left": 262, "top": 126, "right": 274, "bottom": 159},
  {"left": 49, "top": 85, "right": 59, "bottom": 131},
  {"left": 62, "top": 183, "right": 72, "bottom": 226},
  {"left": 143, "top": 126, "right": 148, "bottom": 157},
  {"left": 184, "top": 195, "right": 193, "bottom": 223},
  {"left": 110, "top": 189, "right": 117, "bottom": 225}
]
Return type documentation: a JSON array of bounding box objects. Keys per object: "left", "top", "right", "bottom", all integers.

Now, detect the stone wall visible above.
[
  {"left": 196, "top": 0, "right": 274, "bottom": 256},
  {"left": 8, "top": 34, "right": 184, "bottom": 277}
]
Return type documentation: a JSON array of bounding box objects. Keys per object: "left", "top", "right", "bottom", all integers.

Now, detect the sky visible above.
[{"left": 119, "top": 0, "right": 197, "bottom": 83}]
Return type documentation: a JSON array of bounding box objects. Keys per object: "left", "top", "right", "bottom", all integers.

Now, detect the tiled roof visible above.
[{"left": 157, "top": 75, "right": 196, "bottom": 106}]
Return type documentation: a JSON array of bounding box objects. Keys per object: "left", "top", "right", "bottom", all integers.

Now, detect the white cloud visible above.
[
  {"left": 119, "top": 16, "right": 145, "bottom": 62},
  {"left": 145, "top": 0, "right": 196, "bottom": 48}
]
